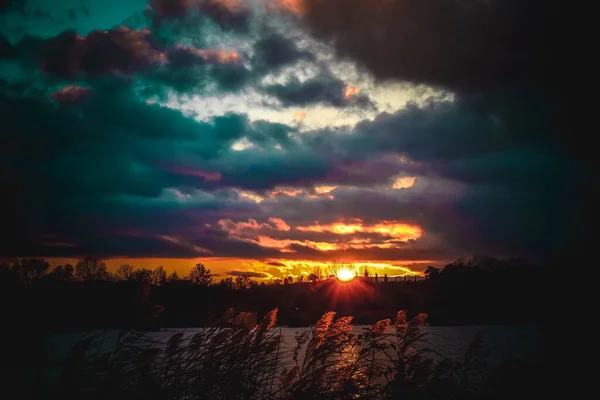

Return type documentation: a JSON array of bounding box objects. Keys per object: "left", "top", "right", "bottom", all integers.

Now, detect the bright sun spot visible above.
[{"left": 337, "top": 268, "right": 355, "bottom": 282}]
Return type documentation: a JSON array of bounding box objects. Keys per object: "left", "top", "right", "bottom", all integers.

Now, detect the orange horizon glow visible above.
[{"left": 42, "top": 257, "right": 429, "bottom": 281}]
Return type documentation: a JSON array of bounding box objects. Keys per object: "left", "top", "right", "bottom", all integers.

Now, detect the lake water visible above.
[{"left": 42, "top": 324, "right": 538, "bottom": 386}]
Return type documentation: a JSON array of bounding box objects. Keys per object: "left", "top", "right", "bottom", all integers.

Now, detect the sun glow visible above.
[{"left": 337, "top": 268, "right": 355, "bottom": 282}]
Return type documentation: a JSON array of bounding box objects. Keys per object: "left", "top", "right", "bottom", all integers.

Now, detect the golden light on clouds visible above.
[
  {"left": 265, "top": 0, "right": 305, "bottom": 15},
  {"left": 344, "top": 85, "right": 359, "bottom": 99},
  {"left": 297, "top": 220, "right": 422, "bottom": 242},
  {"left": 255, "top": 236, "right": 338, "bottom": 252},
  {"left": 217, "top": 217, "right": 422, "bottom": 254},
  {"left": 239, "top": 191, "right": 265, "bottom": 203},
  {"left": 238, "top": 185, "right": 336, "bottom": 204},
  {"left": 178, "top": 46, "right": 241, "bottom": 64},
  {"left": 218, "top": 218, "right": 291, "bottom": 237},
  {"left": 293, "top": 111, "right": 307, "bottom": 120},
  {"left": 314, "top": 185, "right": 337, "bottom": 194},
  {"left": 392, "top": 176, "right": 416, "bottom": 189}
]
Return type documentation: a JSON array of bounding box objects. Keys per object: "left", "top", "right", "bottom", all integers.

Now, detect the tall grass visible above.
[{"left": 48, "top": 309, "right": 529, "bottom": 399}]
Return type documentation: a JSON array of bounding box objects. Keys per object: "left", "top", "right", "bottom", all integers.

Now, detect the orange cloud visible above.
[
  {"left": 268, "top": 185, "right": 336, "bottom": 199},
  {"left": 265, "top": 0, "right": 305, "bottom": 15},
  {"left": 269, "top": 187, "right": 305, "bottom": 197},
  {"left": 344, "top": 85, "right": 359, "bottom": 99},
  {"left": 297, "top": 220, "right": 422, "bottom": 242},
  {"left": 176, "top": 46, "right": 241, "bottom": 64},
  {"left": 255, "top": 236, "right": 336, "bottom": 252},
  {"left": 218, "top": 218, "right": 291, "bottom": 237},
  {"left": 239, "top": 191, "right": 265, "bottom": 203},
  {"left": 314, "top": 185, "right": 337, "bottom": 194},
  {"left": 293, "top": 111, "right": 307, "bottom": 120},
  {"left": 392, "top": 176, "right": 416, "bottom": 189}
]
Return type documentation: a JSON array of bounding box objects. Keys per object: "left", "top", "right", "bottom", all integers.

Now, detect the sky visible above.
[{"left": 0, "top": 0, "right": 586, "bottom": 280}]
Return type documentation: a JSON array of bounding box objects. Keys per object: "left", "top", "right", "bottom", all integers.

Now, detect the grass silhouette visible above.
[{"left": 43, "top": 308, "right": 538, "bottom": 399}]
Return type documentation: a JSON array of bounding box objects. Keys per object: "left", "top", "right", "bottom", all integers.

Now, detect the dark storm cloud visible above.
[
  {"left": 149, "top": 45, "right": 252, "bottom": 95},
  {"left": 149, "top": 0, "right": 251, "bottom": 32},
  {"left": 0, "top": 34, "right": 16, "bottom": 58},
  {"left": 300, "top": 0, "right": 541, "bottom": 92},
  {"left": 51, "top": 84, "right": 91, "bottom": 103},
  {"left": 0, "top": 80, "right": 333, "bottom": 258},
  {"left": 39, "top": 27, "right": 164, "bottom": 78},
  {"left": 0, "top": 0, "right": 582, "bottom": 263},
  {"left": 252, "top": 32, "right": 314, "bottom": 70},
  {"left": 0, "top": 0, "right": 26, "bottom": 15},
  {"left": 227, "top": 270, "right": 270, "bottom": 278},
  {"left": 66, "top": 7, "right": 89, "bottom": 20},
  {"left": 299, "top": 0, "right": 582, "bottom": 164},
  {"left": 0, "top": 68, "right": 579, "bottom": 262},
  {"left": 264, "top": 69, "right": 376, "bottom": 109}
]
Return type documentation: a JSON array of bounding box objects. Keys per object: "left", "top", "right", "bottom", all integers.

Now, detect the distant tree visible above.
[
  {"left": 75, "top": 257, "right": 108, "bottom": 281},
  {"left": 168, "top": 270, "right": 180, "bottom": 282},
  {"left": 297, "top": 275, "right": 304, "bottom": 283},
  {"left": 312, "top": 266, "right": 323, "bottom": 280},
  {"left": 307, "top": 273, "right": 319, "bottom": 283},
  {"left": 115, "top": 264, "right": 135, "bottom": 281},
  {"left": 219, "top": 277, "right": 235, "bottom": 290},
  {"left": 424, "top": 266, "right": 441, "bottom": 280},
  {"left": 364, "top": 268, "right": 369, "bottom": 279},
  {"left": 12, "top": 258, "right": 51, "bottom": 283},
  {"left": 151, "top": 266, "right": 167, "bottom": 286},
  {"left": 49, "top": 264, "right": 75, "bottom": 282},
  {"left": 375, "top": 273, "right": 379, "bottom": 283},
  {"left": 234, "top": 275, "right": 252, "bottom": 290},
  {"left": 284, "top": 276, "right": 294, "bottom": 285},
  {"left": 383, "top": 273, "right": 388, "bottom": 283},
  {"left": 132, "top": 268, "right": 152, "bottom": 284},
  {"left": 188, "top": 263, "right": 213, "bottom": 286}
]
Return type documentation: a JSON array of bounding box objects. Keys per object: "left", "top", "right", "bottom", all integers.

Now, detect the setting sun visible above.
[{"left": 337, "top": 268, "right": 355, "bottom": 282}]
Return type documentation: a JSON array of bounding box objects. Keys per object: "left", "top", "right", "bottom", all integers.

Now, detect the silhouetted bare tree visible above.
[
  {"left": 12, "top": 258, "right": 50, "bottom": 283},
  {"left": 234, "top": 275, "right": 252, "bottom": 290},
  {"left": 48, "top": 264, "right": 75, "bottom": 282},
  {"left": 115, "top": 264, "right": 135, "bottom": 281},
  {"left": 424, "top": 266, "right": 441, "bottom": 281},
  {"left": 75, "top": 257, "right": 108, "bottom": 281},
  {"left": 168, "top": 270, "right": 179, "bottom": 281},
  {"left": 151, "top": 266, "right": 167, "bottom": 286},
  {"left": 219, "top": 277, "right": 235, "bottom": 289},
  {"left": 187, "top": 263, "right": 213, "bottom": 286}
]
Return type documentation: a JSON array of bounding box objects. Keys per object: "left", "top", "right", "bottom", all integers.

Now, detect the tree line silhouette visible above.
[{"left": 1, "top": 255, "right": 547, "bottom": 331}]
